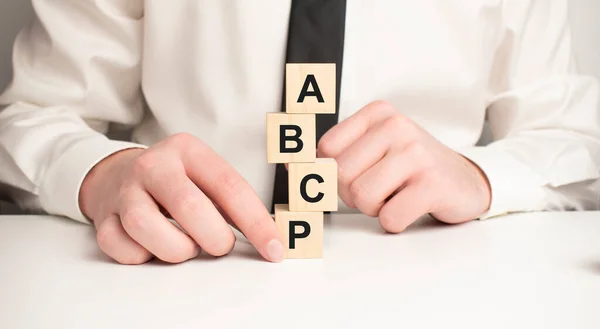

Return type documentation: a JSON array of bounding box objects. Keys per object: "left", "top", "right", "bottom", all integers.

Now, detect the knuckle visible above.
[
  {"left": 156, "top": 242, "right": 194, "bottom": 264},
  {"left": 386, "top": 113, "right": 412, "bottom": 131},
  {"left": 317, "top": 137, "right": 335, "bottom": 158},
  {"left": 167, "top": 132, "right": 195, "bottom": 146},
  {"left": 116, "top": 250, "right": 152, "bottom": 265},
  {"left": 96, "top": 223, "right": 116, "bottom": 250},
  {"left": 156, "top": 242, "right": 198, "bottom": 264},
  {"left": 174, "top": 191, "right": 200, "bottom": 215},
  {"left": 132, "top": 152, "right": 157, "bottom": 175},
  {"left": 158, "top": 249, "right": 193, "bottom": 264},
  {"left": 96, "top": 221, "right": 152, "bottom": 265},
  {"left": 203, "top": 235, "right": 235, "bottom": 257},
  {"left": 215, "top": 172, "right": 247, "bottom": 198},
  {"left": 421, "top": 153, "right": 435, "bottom": 169},
  {"left": 339, "top": 188, "right": 357, "bottom": 209},
  {"left": 349, "top": 181, "right": 371, "bottom": 206},
  {"left": 363, "top": 205, "right": 380, "bottom": 218},
  {"left": 378, "top": 208, "right": 407, "bottom": 234},
  {"left": 116, "top": 184, "right": 136, "bottom": 205},
  {"left": 121, "top": 206, "right": 148, "bottom": 232},
  {"left": 337, "top": 165, "right": 352, "bottom": 186},
  {"left": 405, "top": 142, "right": 428, "bottom": 162},
  {"left": 367, "top": 100, "right": 395, "bottom": 114},
  {"left": 425, "top": 166, "right": 443, "bottom": 183}
]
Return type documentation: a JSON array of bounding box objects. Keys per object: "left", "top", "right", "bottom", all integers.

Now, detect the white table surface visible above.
[{"left": 1, "top": 212, "right": 599, "bottom": 329}]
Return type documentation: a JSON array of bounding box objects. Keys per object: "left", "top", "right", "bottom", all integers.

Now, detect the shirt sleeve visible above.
[
  {"left": 0, "top": 0, "right": 148, "bottom": 223},
  {"left": 458, "top": 0, "right": 600, "bottom": 219}
]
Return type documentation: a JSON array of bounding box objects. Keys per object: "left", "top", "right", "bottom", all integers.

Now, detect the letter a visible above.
[{"left": 297, "top": 74, "right": 325, "bottom": 103}]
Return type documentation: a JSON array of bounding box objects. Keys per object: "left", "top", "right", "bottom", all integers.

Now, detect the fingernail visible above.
[{"left": 266, "top": 239, "right": 284, "bottom": 262}]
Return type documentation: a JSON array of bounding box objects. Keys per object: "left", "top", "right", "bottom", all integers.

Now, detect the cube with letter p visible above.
[{"left": 274, "top": 204, "right": 324, "bottom": 259}]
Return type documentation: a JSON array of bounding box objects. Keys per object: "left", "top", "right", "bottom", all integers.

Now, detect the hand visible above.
[
  {"left": 80, "top": 133, "right": 284, "bottom": 264},
  {"left": 318, "top": 101, "right": 492, "bottom": 232}
]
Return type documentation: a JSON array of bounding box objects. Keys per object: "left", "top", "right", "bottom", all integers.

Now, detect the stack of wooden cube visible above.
[{"left": 267, "top": 63, "right": 338, "bottom": 259}]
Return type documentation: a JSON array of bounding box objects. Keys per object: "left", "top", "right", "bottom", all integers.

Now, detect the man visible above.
[{"left": 0, "top": 1, "right": 599, "bottom": 264}]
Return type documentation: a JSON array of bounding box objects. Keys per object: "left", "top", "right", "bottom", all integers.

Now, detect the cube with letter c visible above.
[{"left": 288, "top": 158, "right": 338, "bottom": 212}]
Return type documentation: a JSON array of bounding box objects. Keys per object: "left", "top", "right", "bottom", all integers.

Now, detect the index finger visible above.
[
  {"left": 180, "top": 139, "right": 284, "bottom": 263},
  {"left": 317, "top": 100, "right": 398, "bottom": 158}
]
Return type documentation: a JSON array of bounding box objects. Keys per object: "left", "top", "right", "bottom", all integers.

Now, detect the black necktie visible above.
[{"left": 271, "top": 0, "right": 347, "bottom": 212}]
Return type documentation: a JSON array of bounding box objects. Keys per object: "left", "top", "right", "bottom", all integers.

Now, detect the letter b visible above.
[
  {"left": 267, "top": 113, "right": 316, "bottom": 163},
  {"left": 280, "top": 125, "right": 303, "bottom": 153}
]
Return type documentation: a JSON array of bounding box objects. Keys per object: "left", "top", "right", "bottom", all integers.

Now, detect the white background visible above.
[
  {"left": 1, "top": 0, "right": 599, "bottom": 93},
  {"left": 0, "top": 0, "right": 33, "bottom": 91}
]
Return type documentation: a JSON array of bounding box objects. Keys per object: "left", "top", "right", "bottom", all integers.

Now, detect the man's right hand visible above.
[{"left": 79, "top": 133, "right": 284, "bottom": 265}]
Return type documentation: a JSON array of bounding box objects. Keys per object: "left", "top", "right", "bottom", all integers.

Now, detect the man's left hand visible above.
[{"left": 318, "top": 101, "right": 492, "bottom": 232}]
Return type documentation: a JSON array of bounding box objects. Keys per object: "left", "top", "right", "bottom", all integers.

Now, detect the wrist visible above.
[{"left": 463, "top": 155, "right": 492, "bottom": 214}]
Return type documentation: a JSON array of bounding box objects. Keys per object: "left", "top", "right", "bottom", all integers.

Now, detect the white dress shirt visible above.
[{"left": 1, "top": 0, "right": 599, "bottom": 224}]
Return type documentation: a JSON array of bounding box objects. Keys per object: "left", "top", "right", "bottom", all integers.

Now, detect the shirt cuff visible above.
[
  {"left": 38, "top": 135, "right": 147, "bottom": 224},
  {"left": 457, "top": 146, "right": 550, "bottom": 220}
]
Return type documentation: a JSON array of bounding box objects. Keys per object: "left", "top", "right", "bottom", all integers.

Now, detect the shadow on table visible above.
[
  {"left": 87, "top": 226, "right": 267, "bottom": 265},
  {"left": 88, "top": 244, "right": 266, "bottom": 266},
  {"left": 580, "top": 260, "right": 600, "bottom": 276},
  {"left": 88, "top": 246, "right": 265, "bottom": 266},
  {"left": 327, "top": 213, "right": 457, "bottom": 236}
]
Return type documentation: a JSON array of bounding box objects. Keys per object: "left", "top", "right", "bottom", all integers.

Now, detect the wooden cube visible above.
[
  {"left": 266, "top": 113, "right": 316, "bottom": 163},
  {"left": 286, "top": 63, "right": 336, "bottom": 114},
  {"left": 288, "top": 158, "right": 338, "bottom": 212},
  {"left": 274, "top": 204, "right": 323, "bottom": 259}
]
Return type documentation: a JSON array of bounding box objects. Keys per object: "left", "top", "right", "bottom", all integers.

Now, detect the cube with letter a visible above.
[
  {"left": 274, "top": 204, "right": 324, "bottom": 259},
  {"left": 288, "top": 158, "right": 338, "bottom": 212},
  {"left": 266, "top": 113, "right": 316, "bottom": 163},
  {"left": 286, "top": 63, "right": 336, "bottom": 114}
]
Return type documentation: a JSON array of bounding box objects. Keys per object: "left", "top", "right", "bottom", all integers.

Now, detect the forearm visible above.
[
  {"left": 0, "top": 103, "right": 145, "bottom": 222},
  {"left": 460, "top": 128, "right": 600, "bottom": 218}
]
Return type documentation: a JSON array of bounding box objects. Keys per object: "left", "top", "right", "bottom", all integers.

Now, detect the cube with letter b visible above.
[
  {"left": 286, "top": 63, "right": 336, "bottom": 114},
  {"left": 266, "top": 113, "right": 316, "bottom": 163}
]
